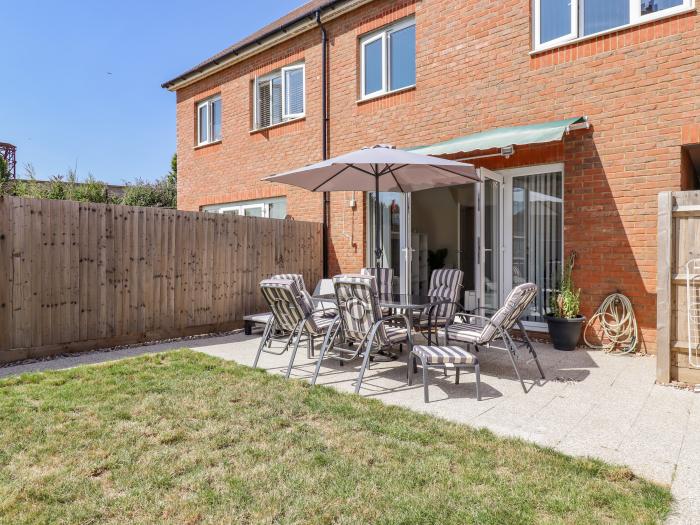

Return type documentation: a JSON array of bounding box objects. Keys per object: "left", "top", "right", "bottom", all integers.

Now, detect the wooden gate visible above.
[{"left": 657, "top": 190, "right": 700, "bottom": 384}]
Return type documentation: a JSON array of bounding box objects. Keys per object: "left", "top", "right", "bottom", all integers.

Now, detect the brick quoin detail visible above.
[{"left": 173, "top": 0, "right": 700, "bottom": 352}]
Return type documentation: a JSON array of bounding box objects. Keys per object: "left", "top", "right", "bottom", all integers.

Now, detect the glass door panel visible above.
[
  {"left": 511, "top": 171, "right": 563, "bottom": 324},
  {"left": 480, "top": 177, "right": 502, "bottom": 312},
  {"left": 367, "top": 192, "right": 407, "bottom": 293}
]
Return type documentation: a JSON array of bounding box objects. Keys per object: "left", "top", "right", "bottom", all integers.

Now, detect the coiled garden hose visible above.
[{"left": 584, "top": 293, "right": 638, "bottom": 355}]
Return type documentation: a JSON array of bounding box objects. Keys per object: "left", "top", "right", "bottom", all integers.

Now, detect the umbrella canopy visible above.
[
  {"left": 262, "top": 144, "right": 480, "bottom": 192},
  {"left": 262, "top": 144, "right": 480, "bottom": 276}
]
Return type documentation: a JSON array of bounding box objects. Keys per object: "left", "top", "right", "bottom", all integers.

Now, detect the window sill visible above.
[
  {"left": 249, "top": 116, "right": 305, "bottom": 134},
  {"left": 357, "top": 85, "right": 416, "bottom": 105},
  {"left": 530, "top": 5, "right": 696, "bottom": 55},
  {"left": 194, "top": 140, "right": 222, "bottom": 150}
]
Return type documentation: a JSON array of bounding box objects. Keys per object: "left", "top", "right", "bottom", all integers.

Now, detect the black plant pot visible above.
[{"left": 545, "top": 315, "right": 586, "bottom": 351}]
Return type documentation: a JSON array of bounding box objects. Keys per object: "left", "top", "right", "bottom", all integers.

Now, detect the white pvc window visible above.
[
  {"left": 534, "top": 0, "right": 693, "bottom": 49},
  {"left": 254, "top": 63, "right": 305, "bottom": 130},
  {"left": 197, "top": 95, "right": 222, "bottom": 146},
  {"left": 360, "top": 17, "right": 416, "bottom": 100},
  {"left": 203, "top": 197, "right": 287, "bottom": 219}
]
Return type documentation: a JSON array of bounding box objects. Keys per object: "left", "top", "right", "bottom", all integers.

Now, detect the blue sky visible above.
[{"left": 1, "top": 0, "right": 305, "bottom": 184}]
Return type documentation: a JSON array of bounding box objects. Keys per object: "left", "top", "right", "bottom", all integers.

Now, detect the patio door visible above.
[
  {"left": 476, "top": 168, "right": 505, "bottom": 313},
  {"left": 367, "top": 192, "right": 411, "bottom": 294}
]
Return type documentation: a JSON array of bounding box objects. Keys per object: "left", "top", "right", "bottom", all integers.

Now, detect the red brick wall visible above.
[{"left": 174, "top": 0, "right": 700, "bottom": 352}]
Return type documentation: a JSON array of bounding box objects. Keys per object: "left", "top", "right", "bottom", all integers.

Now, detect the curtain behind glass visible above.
[{"left": 512, "top": 172, "right": 563, "bottom": 323}]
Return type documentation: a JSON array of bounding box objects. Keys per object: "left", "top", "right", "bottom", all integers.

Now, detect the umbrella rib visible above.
[
  {"left": 347, "top": 164, "right": 376, "bottom": 177},
  {"left": 312, "top": 165, "right": 352, "bottom": 192},
  {"left": 431, "top": 164, "right": 481, "bottom": 181},
  {"left": 387, "top": 166, "right": 405, "bottom": 193}
]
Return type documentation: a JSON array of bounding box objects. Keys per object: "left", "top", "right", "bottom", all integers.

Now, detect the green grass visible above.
[{"left": 0, "top": 350, "right": 671, "bottom": 524}]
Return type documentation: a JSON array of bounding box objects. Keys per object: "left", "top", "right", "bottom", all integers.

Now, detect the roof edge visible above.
[{"left": 162, "top": 0, "right": 373, "bottom": 91}]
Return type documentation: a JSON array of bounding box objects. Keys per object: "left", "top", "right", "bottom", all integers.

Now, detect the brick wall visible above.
[{"left": 173, "top": 0, "right": 700, "bottom": 352}]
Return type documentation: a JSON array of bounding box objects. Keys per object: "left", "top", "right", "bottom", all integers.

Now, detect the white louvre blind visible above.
[
  {"left": 284, "top": 66, "right": 304, "bottom": 117},
  {"left": 257, "top": 81, "right": 271, "bottom": 129}
]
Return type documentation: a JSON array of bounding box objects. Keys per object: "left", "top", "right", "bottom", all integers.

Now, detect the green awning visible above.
[{"left": 409, "top": 117, "right": 588, "bottom": 157}]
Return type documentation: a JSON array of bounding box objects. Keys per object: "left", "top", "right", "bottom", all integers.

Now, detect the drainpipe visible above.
[{"left": 316, "top": 9, "right": 330, "bottom": 278}]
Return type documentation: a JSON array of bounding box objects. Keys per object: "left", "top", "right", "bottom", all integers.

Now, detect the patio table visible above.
[{"left": 313, "top": 292, "right": 449, "bottom": 360}]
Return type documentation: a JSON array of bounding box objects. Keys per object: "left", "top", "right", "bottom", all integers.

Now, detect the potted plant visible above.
[{"left": 546, "top": 252, "right": 585, "bottom": 351}]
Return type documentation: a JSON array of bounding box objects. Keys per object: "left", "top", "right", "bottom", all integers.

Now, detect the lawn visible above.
[{"left": 0, "top": 350, "right": 671, "bottom": 524}]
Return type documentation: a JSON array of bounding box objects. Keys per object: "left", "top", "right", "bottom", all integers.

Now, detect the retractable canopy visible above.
[{"left": 410, "top": 117, "right": 588, "bottom": 157}]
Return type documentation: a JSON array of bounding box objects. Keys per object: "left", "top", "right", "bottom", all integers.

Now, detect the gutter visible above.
[{"left": 162, "top": 0, "right": 375, "bottom": 91}]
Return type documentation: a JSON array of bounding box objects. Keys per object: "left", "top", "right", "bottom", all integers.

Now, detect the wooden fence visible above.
[
  {"left": 0, "top": 196, "right": 323, "bottom": 363},
  {"left": 657, "top": 190, "right": 700, "bottom": 384}
]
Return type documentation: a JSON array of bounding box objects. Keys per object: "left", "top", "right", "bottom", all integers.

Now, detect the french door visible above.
[
  {"left": 476, "top": 168, "right": 505, "bottom": 314},
  {"left": 367, "top": 192, "right": 411, "bottom": 294},
  {"left": 478, "top": 164, "right": 565, "bottom": 329}
]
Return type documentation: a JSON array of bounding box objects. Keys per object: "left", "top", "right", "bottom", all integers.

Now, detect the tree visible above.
[
  {"left": 120, "top": 153, "right": 177, "bottom": 208},
  {"left": 0, "top": 156, "right": 10, "bottom": 194}
]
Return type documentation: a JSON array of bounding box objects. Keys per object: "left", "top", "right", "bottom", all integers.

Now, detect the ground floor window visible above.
[{"left": 202, "top": 196, "right": 287, "bottom": 219}]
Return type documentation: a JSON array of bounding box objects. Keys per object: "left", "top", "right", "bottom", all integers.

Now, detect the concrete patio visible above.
[{"left": 2, "top": 331, "right": 698, "bottom": 523}]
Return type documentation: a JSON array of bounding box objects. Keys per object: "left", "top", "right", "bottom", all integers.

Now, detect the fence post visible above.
[{"left": 656, "top": 191, "right": 672, "bottom": 383}]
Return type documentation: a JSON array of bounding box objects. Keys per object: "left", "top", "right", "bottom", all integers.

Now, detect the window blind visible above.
[{"left": 284, "top": 67, "right": 304, "bottom": 116}]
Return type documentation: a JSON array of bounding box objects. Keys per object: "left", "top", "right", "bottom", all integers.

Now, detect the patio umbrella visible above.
[{"left": 263, "top": 144, "right": 480, "bottom": 284}]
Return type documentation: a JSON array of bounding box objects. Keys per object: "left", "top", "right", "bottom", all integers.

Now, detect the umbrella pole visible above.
[{"left": 374, "top": 171, "right": 382, "bottom": 293}]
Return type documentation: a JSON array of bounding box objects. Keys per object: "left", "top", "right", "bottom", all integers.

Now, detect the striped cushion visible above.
[
  {"left": 424, "top": 269, "right": 463, "bottom": 319},
  {"left": 385, "top": 325, "right": 409, "bottom": 343},
  {"left": 361, "top": 267, "right": 394, "bottom": 295},
  {"left": 412, "top": 345, "right": 478, "bottom": 365},
  {"left": 260, "top": 278, "right": 330, "bottom": 335},
  {"left": 308, "top": 312, "right": 336, "bottom": 334},
  {"left": 442, "top": 321, "right": 485, "bottom": 344},
  {"left": 272, "top": 274, "right": 314, "bottom": 313},
  {"left": 480, "top": 283, "right": 538, "bottom": 341}
]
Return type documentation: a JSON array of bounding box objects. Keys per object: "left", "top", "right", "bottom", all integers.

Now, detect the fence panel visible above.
[
  {"left": 0, "top": 195, "right": 323, "bottom": 362},
  {"left": 657, "top": 190, "right": 700, "bottom": 384}
]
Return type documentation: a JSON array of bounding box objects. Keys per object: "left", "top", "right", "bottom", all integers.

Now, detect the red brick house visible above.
[{"left": 163, "top": 0, "right": 700, "bottom": 351}]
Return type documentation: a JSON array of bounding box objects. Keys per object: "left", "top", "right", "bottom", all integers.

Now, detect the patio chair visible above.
[
  {"left": 441, "top": 282, "right": 545, "bottom": 393},
  {"left": 312, "top": 278, "right": 338, "bottom": 318},
  {"left": 311, "top": 274, "right": 412, "bottom": 394},
  {"left": 274, "top": 273, "right": 336, "bottom": 318},
  {"left": 361, "top": 267, "right": 394, "bottom": 317},
  {"left": 360, "top": 267, "right": 394, "bottom": 295},
  {"left": 416, "top": 268, "right": 464, "bottom": 343},
  {"left": 253, "top": 278, "right": 335, "bottom": 379}
]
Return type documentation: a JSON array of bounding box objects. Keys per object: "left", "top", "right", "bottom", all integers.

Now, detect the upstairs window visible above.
[
  {"left": 254, "top": 63, "right": 305, "bottom": 130},
  {"left": 360, "top": 17, "right": 416, "bottom": 100},
  {"left": 534, "top": 0, "right": 693, "bottom": 50},
  {"left": 197, "top": 95, "right": 222, "bottom": 145}
]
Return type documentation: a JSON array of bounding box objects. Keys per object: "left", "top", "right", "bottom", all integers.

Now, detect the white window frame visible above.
[
  {"left": 360, "top": 17, "right": 415, "bottom": 100},
  {"left": 533, "top": 0, "right": 579, "bottom": 49},
  {"left": 533, "top": 0, "right": 694, "bottom": 51},
  {"left": 281, "top": 63, "right": 306, "bottom": 120},
  {"left": 253, "top": 62, "right": 305, "bottom": 130},
  {"left": 217, "top": 203, "right": 268, "bottom": 217},
  {"left": 197, "top": 95, "right": 221, "bottom": 146}
]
